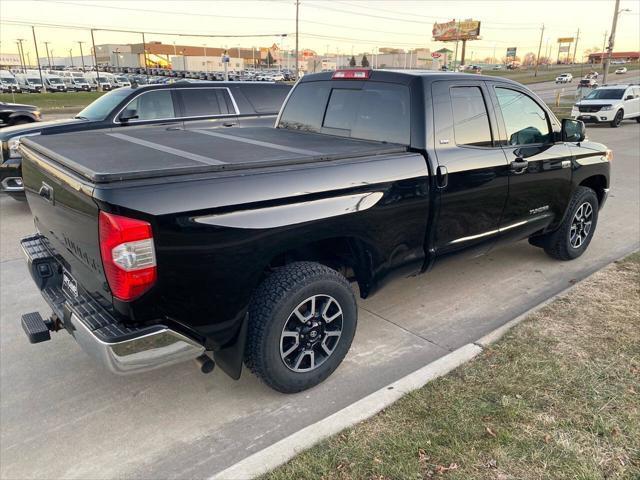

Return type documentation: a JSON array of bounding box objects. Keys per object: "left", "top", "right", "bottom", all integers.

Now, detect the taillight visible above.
[
  {"left": 99, "top": 211, "right": 157, "bottom": 301},
  {"left": 332, "top": 69, "right": 371, "bottom": 80}
]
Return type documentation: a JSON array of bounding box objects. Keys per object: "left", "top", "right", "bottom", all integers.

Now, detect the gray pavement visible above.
[{"left": 1, "top": 124, "right": 639, "bottom": 479}]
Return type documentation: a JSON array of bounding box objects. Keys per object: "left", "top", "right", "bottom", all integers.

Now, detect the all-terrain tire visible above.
[
  {"left": 541, "top": 186, "right": 599, "bottom": 261},
  {"left": 244, "top": 262, "right": 357, "bottom": 393}
]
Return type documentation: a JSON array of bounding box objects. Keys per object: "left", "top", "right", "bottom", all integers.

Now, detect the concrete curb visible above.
[
  {"left": 212, "top": 251, "right": 637, "bottom": 480},
  {"left": 211, "top": 343, "right": 482, "bottom": 480}
]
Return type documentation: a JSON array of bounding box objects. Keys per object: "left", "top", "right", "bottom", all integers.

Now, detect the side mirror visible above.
[
  {"left": 119, "top": 109, "right": 139, "bottom": 123},
  {"left": 625, "top": 95, "right": 634, "bottom": 101},
  {"left": 561, "top": 118, "right": 585, "bottom": 143}
]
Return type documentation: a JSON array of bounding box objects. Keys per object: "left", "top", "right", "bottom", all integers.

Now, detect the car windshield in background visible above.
[
  {"left": 76, "top": 88, "right": 130, "bottom": 121},
  {"left": 2, "top": 77, "right": 18, "bottom": 84},
  {"left": 117, "top": 76, "right": 128, "bottom": 82},
  {"left": 28, "top": 78, "right": 41, "bottom": 84},
  {"left": 48, "top": 78, "right": 63, "bottom": 84},
  {"left": 584, "top": 89, "right": 625, "bottom": 100}
]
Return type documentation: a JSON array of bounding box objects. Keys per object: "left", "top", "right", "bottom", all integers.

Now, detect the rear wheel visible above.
[
  {"left": 245, "top": 262, "right": 357, "bottom": 393},
  {"left": 610, "top": 109, "right": 623, "bottom": 127},
  {"left": 534, "top": 187, "right": 599, "bottom": 261}
]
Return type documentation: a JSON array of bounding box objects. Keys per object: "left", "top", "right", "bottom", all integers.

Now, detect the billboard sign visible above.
[
  {"left": 557, "top": 37, "right": 575, "bottom": 44},
  {"left": 558, "top": 46, "right": 570, "bottom": 53},
  {"left": 432, "top": 19, "right": 481, "bottom": 41},
  {"left": 431, "top": 52, "right": 442, "bottom": 58},
  {"left": 506, "top": 47, "right": 517, "bottom": 58}
]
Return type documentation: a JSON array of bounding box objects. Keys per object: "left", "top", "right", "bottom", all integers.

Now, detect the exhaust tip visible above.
[{"left": 195, "top": 353, "right": 215, "bottom": 374}]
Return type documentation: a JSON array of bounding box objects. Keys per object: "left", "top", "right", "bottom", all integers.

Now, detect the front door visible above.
[
  {"left": 488, "top": 84, "right": 573, "bottom": 242},
  {"left": 431, "top": 80, "right": 510, "bottom": 256}
]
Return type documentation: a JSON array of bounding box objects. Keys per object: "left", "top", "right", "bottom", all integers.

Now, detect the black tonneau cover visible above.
[{"left": 22, "top": 126, "right": 407, "bottom": 183}]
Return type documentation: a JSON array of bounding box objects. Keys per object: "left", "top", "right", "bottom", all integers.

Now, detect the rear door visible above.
[
  {"left": 176, "top": 87, "right": 239, "bottom": 129},
  {"left": 488, "top": 83, "right": 572, "bottom": 242},
  {"left": 431, "top": 80, "right": 509, "bottom": 256}
]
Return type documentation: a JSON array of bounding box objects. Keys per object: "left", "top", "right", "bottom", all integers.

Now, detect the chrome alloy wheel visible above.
[
  {"left": 280, "top": 295, "right": 343, "bottom": 372},
  {"left": 570, "top": 201, "right": 593, "bottom": 249}
]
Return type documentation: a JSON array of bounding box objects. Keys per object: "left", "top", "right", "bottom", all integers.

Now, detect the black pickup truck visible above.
[{"left": 18, "top": 70, "right": 610, "bottom": 393}]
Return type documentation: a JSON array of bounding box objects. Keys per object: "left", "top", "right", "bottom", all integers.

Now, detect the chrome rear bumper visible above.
[{"left": 21, "top": 234, "right": 205, "bottom": 374}]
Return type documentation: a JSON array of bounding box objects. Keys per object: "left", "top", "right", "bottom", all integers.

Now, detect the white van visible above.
[
  {"left": 85, "top": 72, "right": 113, "bottom": 91},
  {"left": 15, "top": 73, "right": 44, "bottom": 93},
  {"left": 60, "top": 71, "right": 92, "bottom": 92},
  {"left": 43, "top": 73, "right": 68, "bottom": 92},
  {"left": 0, "top": 71, "right": 22, "bottom": 93}
]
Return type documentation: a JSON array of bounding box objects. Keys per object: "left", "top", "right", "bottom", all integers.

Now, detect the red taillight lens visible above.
[{"left": 99, "top": 211, "right": 157, "bottom": 301}]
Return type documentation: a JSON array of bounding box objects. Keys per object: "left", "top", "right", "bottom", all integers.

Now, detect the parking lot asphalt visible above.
[{"left": 1, "top": 123, "right": 639, "bottom": 479}]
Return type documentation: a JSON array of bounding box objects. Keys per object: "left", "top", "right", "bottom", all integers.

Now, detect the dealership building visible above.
[{"left": 587, "top": 51, "right": 640, "bottom": 64}]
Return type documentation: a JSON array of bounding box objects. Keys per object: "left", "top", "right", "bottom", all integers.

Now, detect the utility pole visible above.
[
  {"left": 601, "top": 30, "right": 608, "bottom": 72},
  {"left": 572, "top": 28, "right": 580, "bottom": 64},
  {"left": 69, "top": 48, "right": 74, "bottom": 68},
  {"left": 295, "top": 0, "right": 299, "bottom": 78},
  {"left": 31, "top": 26, "right": 45, "bottom": 91},
  {"left": 141, "top": 32, "right": 148, "bottom": 79},
  {"left": 602, "top": 0, "right": 628, "bottom": 85},
  {"left": 90, "top": 29, "right": 102, "bottom": 90},
  {"left": 44, "top": 41, "right": 52, "bottom": 69},
  {"left": 534, "top": 23, "right": 545, "bottom": 77},
  {"left": 77, "top": 41, "right": 86, "bottom": 71}
]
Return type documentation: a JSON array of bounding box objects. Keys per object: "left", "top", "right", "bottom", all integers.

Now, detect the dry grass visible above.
[{"left": 265, "top": 253, "right": 640, "bottom": 480}]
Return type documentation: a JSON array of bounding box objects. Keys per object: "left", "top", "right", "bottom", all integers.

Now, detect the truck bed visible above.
[{"left": 21, "top": 126, "right": 407, "bottom": 183}]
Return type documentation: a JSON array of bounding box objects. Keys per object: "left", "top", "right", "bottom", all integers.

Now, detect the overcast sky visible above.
[{"left": 1, "top": 0, "right": 639, "bottom": 61}]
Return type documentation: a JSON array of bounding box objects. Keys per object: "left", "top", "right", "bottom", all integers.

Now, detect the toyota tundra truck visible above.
[{"left": 18, "top": 70, "right": 611, "bottom": 393}]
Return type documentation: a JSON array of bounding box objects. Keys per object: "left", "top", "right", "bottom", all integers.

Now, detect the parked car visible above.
[
  {"left": 0, "top": 101, "right": 40, "bottom": 128},
  {"left": 571, "top": 84, "right": 640, "bottom": 127},
  {"left": 578, "top": 78, "right": 598, "bottom": 89},
  {"left": 17, "top": 70, "right": 610, "bottom": 393},
  {"left": 1, "top": 81, "right": 291, "bottom": 200},
  {"left": 615, "top": 67, "right": 627, "bottom": 74},
  {"left": 469, "top": 65, "right": 482, "bottom": 74},
  {"left": 555, "top": 73, "right": 573, "bottom": 83}
]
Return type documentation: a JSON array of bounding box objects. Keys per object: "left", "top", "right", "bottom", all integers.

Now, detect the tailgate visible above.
[{"left": 20, "top": 145, "right": 109, "bottom": 303}]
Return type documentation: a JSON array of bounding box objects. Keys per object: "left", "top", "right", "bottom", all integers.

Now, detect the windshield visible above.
[
  {"left": 75, "top": 76, "right": 88, "bottom": 83},
  {"left": 48, "top": 77, "right": 63, "bottom": 84},
  {"left": 584, "top": 89, "right": 625, "bottom": 100},
  {"left": 28, "top": 78, "right": 41, "bottom": 84},
  {"left": 2, "top": 77, "right": 18, "bottom": 84},
  {"left": 117, "top": 76, "right": 128, "bottom": 82},
  {"left": 76, "top": 88, "right": 130, "bottom": 120}
]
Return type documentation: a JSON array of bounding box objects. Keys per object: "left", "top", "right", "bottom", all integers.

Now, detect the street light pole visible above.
[
  {"left": 203, "top": 44, "right": 207, "bottom": 72},
  {"left": 78, "top": 41, "right": 86, "bottom": 71},
  {"left": 534, "top": 24, "right": 545, "bottom": 77},
  {"left": 16, "top": 39, "right": 26, "bottom": 72},
  {"left": 31, "top": 26, "right": 45, "bottom": 91},
  {"left": 69, "top": 48, "right": 74, "bottom": 68},
  {"left": 601, "top": 30, "right": 607, "bottom": 72},
  {"left": 90, "top": 29, "right": 102, "bottom": 90},
  {"left": 44, "top": 41, "right": 52, "bottom": 69}
]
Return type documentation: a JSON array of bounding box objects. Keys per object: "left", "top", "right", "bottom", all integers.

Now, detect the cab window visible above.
[
  {"left": 124, "top": 90, "right": 175, "bottom": 121},
  {"left": 450, "top": 86, "right": 493, "bottom": 147},
  {"left": 495, "top": 87, "right": 551, "bottom": 145}
]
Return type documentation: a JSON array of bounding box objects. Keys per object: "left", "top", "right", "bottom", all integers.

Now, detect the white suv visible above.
[
  {"left": 571, "top": 84, "right": 640, "bottom": 127},
  {"left": 555, "top": 73, "right": 573, "bottom": 83}
]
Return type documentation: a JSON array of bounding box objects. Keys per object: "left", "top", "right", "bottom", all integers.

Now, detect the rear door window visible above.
[
  {"left": 450, "top": 86, "right": 493, "bottom": 147},
  {"left": 125, "top": 90, "right": 175, "bottom": 121},
  {"left": 177, "top": 88, "right": 233, "bottom": 117}
]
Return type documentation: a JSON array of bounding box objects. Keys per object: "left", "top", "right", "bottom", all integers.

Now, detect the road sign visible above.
[{"left": 506, "top": 47, "right": 517, "bottom": 58}]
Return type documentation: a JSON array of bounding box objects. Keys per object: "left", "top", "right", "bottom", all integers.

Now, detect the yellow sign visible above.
[{"left": 557, "top": 37, "right": 575, "bottom": 43}]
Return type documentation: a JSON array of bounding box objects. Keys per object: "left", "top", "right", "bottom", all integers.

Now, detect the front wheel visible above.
[
  {"left": 610, "top": 109, "right": 624, "bottom": 127},
  {"left": 245, "top": 262, "right": 357, "bottom": 393},
  {"left": 537, "top": 186, "right": 599, "bottom": 261}
]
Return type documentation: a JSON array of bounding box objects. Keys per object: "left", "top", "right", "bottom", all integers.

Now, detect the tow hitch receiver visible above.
[{"left": 21, "top": 312, "right": 57, "bottom": 343}]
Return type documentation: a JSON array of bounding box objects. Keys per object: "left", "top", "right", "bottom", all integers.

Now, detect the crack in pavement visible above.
[{"left": 359, "top": 305, "right": 452, "bottom": 352}]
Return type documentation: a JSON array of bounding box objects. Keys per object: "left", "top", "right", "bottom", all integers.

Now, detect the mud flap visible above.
[{"left": 213, "top": 315, "right": 248, "bottom": 380}]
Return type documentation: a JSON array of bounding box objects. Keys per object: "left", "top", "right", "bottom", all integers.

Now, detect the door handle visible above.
[
  {"left": 223, "top": 122, "right": 236, "bottom": 127},
  {"left": 436, "top": 165, "right": 448, "bottom": 189},
  {"left": 510, "top": 158, "right": 529, "bottom": 174}
]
